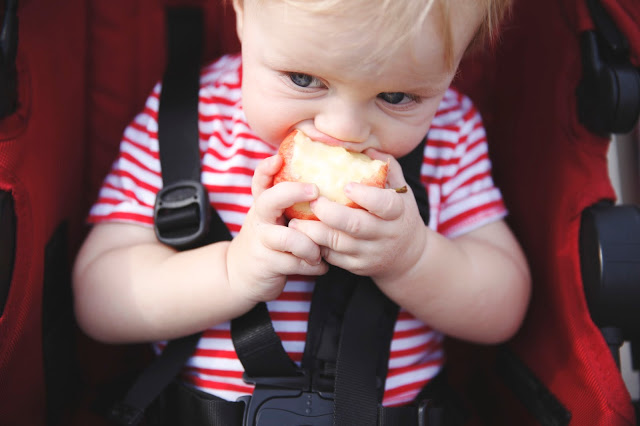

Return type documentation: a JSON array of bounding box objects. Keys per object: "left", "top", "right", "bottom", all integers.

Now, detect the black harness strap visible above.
[
  {"left": 231, "top": 302, "right": 299, "bottom": 378},
  {"left": 109, "top": 6, "right": 297, "bottom": 424},
  {"left": 109, "top": 334, "right": 203, "bottom": 425},
  {"left": 337, "top": 140, "right": 430, "bottom": 425},
  {"left": 332, "top": 279, "right": 393, "bottom": 425},
  {"left": 304, "top": 140, "right": 429, "bottom": 426},
  {"left": 303, "top": 138, "right": 428, "bottom": 382},
  {"left": 108, "top": 7, "right": 213, "bottom": 425},
  {"left": 153, "top": 7, "right": 209, "bottom": 251}
]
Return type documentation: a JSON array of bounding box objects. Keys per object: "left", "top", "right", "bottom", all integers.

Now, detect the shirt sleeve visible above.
[
  {"left": 87, "top": 83, "right": 163, "bottom": 227},
  {"left": 427, "top": 91, "right": 507, "bottom": 238}
]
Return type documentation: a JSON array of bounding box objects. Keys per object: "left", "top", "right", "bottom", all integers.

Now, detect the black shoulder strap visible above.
[
  {"left": 152, "top": 6, "right": 211, "bottom": 250},
  {"left": 108, "top": 7, "right": 210, "bottom": 426},
  {"left": 109, "top": 6, "right": 296, "bottom": 425}
]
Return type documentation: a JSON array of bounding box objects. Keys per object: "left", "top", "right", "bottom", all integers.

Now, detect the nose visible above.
[{"left": 313, "top": 97, "right": 371, "bottom": 145}]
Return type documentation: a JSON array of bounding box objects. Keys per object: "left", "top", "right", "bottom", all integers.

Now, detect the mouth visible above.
[{"left": 293, "top": 128, "right": 366, "bottom": 153}]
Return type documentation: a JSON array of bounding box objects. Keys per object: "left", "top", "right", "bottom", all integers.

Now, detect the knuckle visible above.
[
  {"left": 379, "top": 195, "right": 401, "bottom": 219},
  {"left": 277, "top": 228, "right": 296, "bottom": 251},
  {"left": 344, "top": 216, "right": 362, "bottom": 235},
  {"left": 329, "top": 229, "right": 343, "bottom": 250}
]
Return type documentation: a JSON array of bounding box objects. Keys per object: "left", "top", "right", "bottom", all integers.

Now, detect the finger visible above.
[
  {"left": 319, "top": 245, "right": 374, "bottom": 277},
  {"left": 363, "top": 149, "right": 410, "bottom": 191},
  {"left": 384, "top": 154, "right": 412, "bottom": 192},
  {"left": 342, "top": 183, "right": 404, "bottom": 221},
  {"left": 260, "top": 222, "right": 325, "bottom": 265},
  {"left": 265, "top": 245, "right": 329, "bottom": 277},
  {"left": 308, "top": 196, "right": 380, "bottom": 238},
  {"left": 289, "top": 216, "right": 360, "bottom": 253},
  {"left": 291, "top": 255, "right": 330, "bottom": 276},
  {"left": 254, "top": 181, "right": 319, "bottom": 223},
  {"left": 252, "top": 155, "right": 283, "bottom": 198},
  {"left": 287, "top": 220, "right": 363, "bottom": 272}
]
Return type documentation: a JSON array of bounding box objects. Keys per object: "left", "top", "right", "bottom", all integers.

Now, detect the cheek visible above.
[
  {"left": 241, "top": 80, "right": 305, "bottom": 147},
  {"left": 377, "top": 121, "right": 434, "bottom": 158},
  {"left": 374, "top": 100, "right": 439, "bottom": 157}
]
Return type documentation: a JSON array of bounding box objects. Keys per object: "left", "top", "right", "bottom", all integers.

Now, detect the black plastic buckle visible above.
[
  {"left": 154, "top": 180, "right": 210, "bottom": 250},
  {"left": 238, "top": 373, "right": 335, "bottom": 426}
]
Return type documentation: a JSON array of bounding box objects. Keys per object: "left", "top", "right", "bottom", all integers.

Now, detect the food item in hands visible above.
[{"left": 273, "top": 129, "right": 389, "bottom": 220}]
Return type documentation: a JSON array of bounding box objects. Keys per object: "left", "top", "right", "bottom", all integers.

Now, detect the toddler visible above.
[{"left": 73, "top": 0, "right": 531, "bottom": 415}]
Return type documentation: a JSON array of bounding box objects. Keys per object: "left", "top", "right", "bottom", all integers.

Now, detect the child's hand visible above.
[
  {"left": 226, "top": 155, "right": 328, "bottom": 304},
  {"left": 287, "top": 151, "right": 427, "bottom": 283}
]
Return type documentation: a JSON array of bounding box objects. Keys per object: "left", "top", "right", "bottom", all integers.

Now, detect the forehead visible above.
[{"left": 244, "top": 0, "right": 482, "bottom": 88}]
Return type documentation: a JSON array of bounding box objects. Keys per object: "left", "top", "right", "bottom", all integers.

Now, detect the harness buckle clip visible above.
[
  {"left": 153, "top": 180, "right": 210, "bottom": 250},
  {"left": 239, "top": 372, "right": 335, "bottom": 426}
]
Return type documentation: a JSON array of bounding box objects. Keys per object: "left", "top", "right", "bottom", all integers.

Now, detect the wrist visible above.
[
  {"left": 374, "top": 225, "right": 429, "bottom": 289},
  {"left": 224, "top": 240, "right": 260, "bottom": 311}
]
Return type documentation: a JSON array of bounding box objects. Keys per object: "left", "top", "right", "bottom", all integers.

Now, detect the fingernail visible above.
[
  {"left": 305, "top": 184, "right": 317, "bottom": 197},
  {"left": 344, "top": 183, "right": 353, "bottom": 194},
  {"left": 307, "top": 257, "right": 322, "bottom": 266}
]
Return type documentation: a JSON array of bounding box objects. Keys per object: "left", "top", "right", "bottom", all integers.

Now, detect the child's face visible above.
[{"left": 235, "top": 0, "right": 483, "bottom": 158}]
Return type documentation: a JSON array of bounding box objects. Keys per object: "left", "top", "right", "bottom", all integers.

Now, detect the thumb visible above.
[{"left": 251, "top": 155, "right": 283, "bottom": 198}]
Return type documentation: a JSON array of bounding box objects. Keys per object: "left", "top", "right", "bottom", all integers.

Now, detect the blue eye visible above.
[
  {"left": 290, "top": 73, "right": 314, "bottom": 87},
  {"left": 378, "top": 92, "right": 411, "bottom": 104}
]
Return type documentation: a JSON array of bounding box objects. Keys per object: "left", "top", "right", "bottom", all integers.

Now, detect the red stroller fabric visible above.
[
  {"left": 0, "top": 0, "right": 637, "bottom": 424},
  {"left": 0, "top": 1, "right": 236, "bottom": 424},
  {"left": 452, "top": 0, "right": 639, "bottom": 424},
  {"left": 0, "top": 0, "right": 88, "bottom": 424}
]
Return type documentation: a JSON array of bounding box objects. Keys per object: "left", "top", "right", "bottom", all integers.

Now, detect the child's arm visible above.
[
  {"left": 376, "top": 218, "right": 530, "bottom": 344},
  {"left": 288, "top": 154, "right": 531, "bottom": 344},
  {"left": 73, "top": 155, "right": 327, "bottom": 343}
]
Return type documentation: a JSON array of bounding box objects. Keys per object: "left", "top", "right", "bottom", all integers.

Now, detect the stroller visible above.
[{"left": 0, "top": 0, "right": 638, "bottom": 424}]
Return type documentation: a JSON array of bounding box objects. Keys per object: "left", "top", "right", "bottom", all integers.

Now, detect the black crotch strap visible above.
[
  {"left": 329, "top": 138, "right": 430, "bottom": 425},
  {"left": 333, "top": 280, "right": 398, "bottom": 425},
  {"left": 300, "top": 138, "right": 430, "bottom": 425}
]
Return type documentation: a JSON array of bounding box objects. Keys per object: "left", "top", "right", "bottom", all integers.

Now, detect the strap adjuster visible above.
[{"left": 154, "top": 180, "right": 210, "bottom": 250}]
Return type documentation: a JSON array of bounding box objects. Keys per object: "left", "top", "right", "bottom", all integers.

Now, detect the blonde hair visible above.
[{"left": 234, "top": 0, "right": 512, "bottom": 69}]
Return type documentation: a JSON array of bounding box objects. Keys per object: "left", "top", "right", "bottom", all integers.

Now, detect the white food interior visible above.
[{"left": 291, "top": 131, "right": 385, "bottom": 204}]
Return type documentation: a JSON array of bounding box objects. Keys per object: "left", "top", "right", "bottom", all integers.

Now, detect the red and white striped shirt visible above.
[{"left": 89, "top": 54, "right": 506, "bottom": 406}]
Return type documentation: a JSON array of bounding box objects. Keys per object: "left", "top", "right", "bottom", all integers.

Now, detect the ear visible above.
[{"left": 232, "top": 0, "right": 244, "bottom": 43}]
